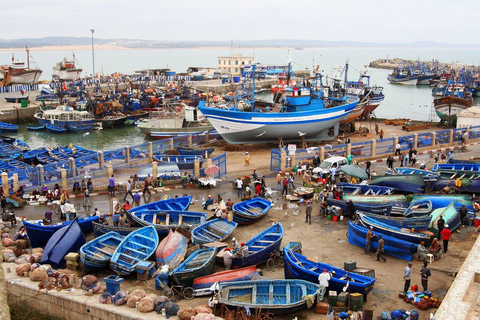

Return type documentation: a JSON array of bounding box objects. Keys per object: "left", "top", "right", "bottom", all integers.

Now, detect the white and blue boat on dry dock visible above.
[
  {"left": 80, "top": 231, "right": 124, "bottom": 270},
  {"left": 198, "top": 66, "right": 358, "bottom": 144}
]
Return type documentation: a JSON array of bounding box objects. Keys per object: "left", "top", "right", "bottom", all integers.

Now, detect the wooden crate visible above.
[{"left": 315, "top": 302, "right": 328, "bottom": 314}]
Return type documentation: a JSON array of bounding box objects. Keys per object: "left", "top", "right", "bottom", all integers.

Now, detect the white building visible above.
[
  {"left": 217, "top": 54, "right": 254, "bottom": 76},
  {"left": 457, "top": 106, "right": 480, "bottom": 128}
]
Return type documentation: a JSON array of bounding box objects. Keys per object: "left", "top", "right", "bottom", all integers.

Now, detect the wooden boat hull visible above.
[
  {"left": 231, "top": 223, "right": 283, "bottom": 269},
  {"left": 191, "top": 219, "right": 238, "bottom": 245},
  {"left": 5, "top": 95, "right": 29, "bottom": 103},
  {"left": 233, "top": 198, "right": 272, "bottom": 225},
  {"left": 170, "top": 247, "right": 217, "bottom": 288},
  {"left": 358, "top": 211, "right": 431, "bottom": 231},
  {"left": 46, "top": 124, "right": 67, "bottom": 134},
  {"left": 0, "top": 121, "right": 19, "bottom": 132},
  {"left": 411, "top": 195, "right": 475, "bottom": 217},
  {"left": 110, "top": 225, "right": 159, "bottom": 275},
  {"left": 327, "top": 198, "right": 392, "bottom": 216},
  {"left": 127, "top": 196, "right": 192, "bottom": 218},
  {"left": 428, "top": 203, "right": 461, "bottom": 232},
  {"left": 357, "top": 213, "right": 432, "bottom": 245},
  {"left": 337, "top": 182, "right": 394, "bottom": 195},
  {"left": 92, "top": 222, "right": 139, "bottom": 237},
  {"left": 434, "top": 96, "right": 472, "bottom": 126},
  {"left": 342, "top": 195, "right": 408, "bottom": 208},
  {"left": 218, "top": 279, "right": 319, "bottom": 315},
  {"left": 96, "top": 116, "right": 128, "bottom": 128},
  {"left": 369, "top": 174, "right": 425, "bottom": 194},
  {"left": 192, "top": 266, "right": 260, "bottom": 296},
  {"left": 24, "top": 216, "right": 99, "bottom": 248},
  {"left": 41, "top": 218, "right": 86, "bottom": 269},
  {"left": 283, "top": 248, "right": 376, "bottom": 296},
  {"left": 348, "top": 222, "right": 417, "bottom": 261},
  {"left": 389, "top": 168, "right": 440, "bottom": 182},
  {"left": 432, "top": 177, "right": 480, "bottom": 194},
  {"left": 155, "top": 229, "right": 188, "bottom": 268},
  {"left": 26, "top": 125, "right": 45, "bottom": 131},
  {"left": 80, "top": 231, "right": 124, "bottom": 270},
  {"left": 177, "top": 146, "right": 215, "bottom": 156}
]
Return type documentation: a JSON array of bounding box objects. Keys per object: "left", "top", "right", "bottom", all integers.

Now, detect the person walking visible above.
[
  {"left": 83, "top": 188, "right": 91, "bottom": 209},
  {"left": 282, "top": 177, "right": 289, "bottom": 196},
  {"left": 440, "top": 224, "right": 452, "bottom": 253},
  {"left": 395, "top": 142, "right": 401, "bottom": 156},
  {"left": 143, "top": 175, "right": 151, "bottom": 196},
  {"left": 420, "top": 262, "right": 431, "bottom": 291},
  {"left": 276, "top": 171, "right": 282, "bottom": 190},
  {"left": 244, "top": 152, "right": 250, "bottom": 166},
  {"left": 305, "top": 200, "right": 312, "bottom": 225},
  {"left": 459, "top": 204, "right": 469, "bottom": 227},
  {"left": 133, "top": 191, "right": 141, "bottom": 207},
  {"left": 1, "top": 196, "right": 6, "bottom": 216},
  {"left": 108, "top": 175, "right": 116, "bottom": 196},
  {"left": 317, "top": 269, "right": 331, "bottom": 302},
  {"left": 124, "top": 179, "right": 134, "bottom": 202},
  {"left": 289, "top": 174, "right": 296, "bottom": 190},
  {"left": 375, "top": 123, "right": 379, "bottom": 135},
  {"left": 437, "top": 215, "right": 445, "bottom": 236},
  {"left": 235, "top": 177, "right": 243, "bottom": 198},
  {"left": 376, "top": 235, "right": 386, "bottom": 262},
  {"left": 365, "top": 226, "right": 376, "bottom": 255},
  {"left": 403, "top": 262, "right": 412, "bottom": 293},
  {"left": 379, "top": 129, "right": 384, "bottom": 140}
]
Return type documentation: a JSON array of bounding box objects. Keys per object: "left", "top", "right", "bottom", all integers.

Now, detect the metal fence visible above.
[
  {"left": 212, "top": 153, "right": 227, "bottom": 179},
  {"left": 270, "top": 149, "right": 281, "bottom": 172}
]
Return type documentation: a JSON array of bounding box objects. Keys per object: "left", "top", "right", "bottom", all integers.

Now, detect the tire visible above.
[
  {"left": 278, "top": 257, "right": 284, "bottom": 268},
  {"left": 266, "top": 258, "right": 276, "bottom": 271},
  {"left": 53, "top": 205, "right": 62, "bottom": 215},
  {"left": 182, "top": 287, "right": 195, "bottom": 300},
  {"left": 7, "top": 202, "right": 14, "bottom": 209},
  {"left": 162, "top": 287, "right": 175, "bottom": 300}
]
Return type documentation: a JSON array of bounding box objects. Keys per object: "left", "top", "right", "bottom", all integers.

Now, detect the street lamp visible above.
[{"left": 90, "top": 29, "right": 95, "bottom": 79}]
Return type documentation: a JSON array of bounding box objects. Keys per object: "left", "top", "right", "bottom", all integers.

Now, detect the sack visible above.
[{"left": 381, "top": 311, "right": 392, "bottom": 320}]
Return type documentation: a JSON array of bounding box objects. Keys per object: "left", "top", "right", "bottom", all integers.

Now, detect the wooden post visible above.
[
  {"left": 320, "top": 146, "right": 325, "bottom": 162},
  {"left": 466, "top": 127, "right": 470, "bottom": 143},
  {"left": 1, "top": 172, "right": 8, "bottom": 197},
  {"left": 393, "top": 137, "right": 399, "bottom": 154},
  {"left": 290, "top": 154, "right": 296, "bottom": 170},
  {"left": 188, "top": 135, "right": 193, "bottom": 147},
  {"left": 125, "top": 147, "right": 130, "bottom": 164},
  {"left": 69, "top": 157, "right": 76, "bottom": 178},
  {"left": 107, "top": 165, "right": 113, "bottom": 178},
  {"left": 61, "top": 168, "right": 68, "bottom": 192},
  {"left": 206, "top": 130, "right": 210, "bottom": 145},
  {"left": 12, "top": 173, "right": 19, "bottom": 193},
  {"left": 449, "top": 129, "right": 454, "bottom": 144},
  {"left": 169, "top": 138, "right": 174, "bottom": 151},
  {"left": 148, "top": 142, "right": 153, "bottom": 161},
  {"left": 194, "top": 158, "right": 200, "bottom": 178},
  {"left": 371, "top": 139, "right": 376, "bottom": 157},
  {"left": 280, "top": 150, "right": 287, "bottom": 172},
  {"left": 38, "top": 164, "right": 44, "bottom": 185},
  {"left": 152, "top": 162, "right": 158, "bottom": 181},
  {"left": 413, "top": 134, "right": 418, "bottom": 150},
  {"left": 431, "top": 132, "right": 436, "bottom": 147},
  {"left": 98, "top": 151, "right": 104, "bottom": 169},
  {"left": 346, "top": 143, "right": 352, "bottom": 156}
]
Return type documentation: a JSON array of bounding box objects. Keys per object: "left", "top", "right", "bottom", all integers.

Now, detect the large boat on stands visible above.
[
  {"left": 198, "top": 65, "right": 358, "bottom": 144},
  {"left": 52, "top": 54, "right": 83, "bottom": 81},
  {"left": 0, "top": 46, "right": 42, "bottom": 85},
  {"left": 137, "top": 102, "right": 213, "bottom": 140},
  {"left": 34, "top": 105, "right": 95, "bottom": 132},
  {"left": 434, "top": 93, "right": 473, "bottom": 126}
]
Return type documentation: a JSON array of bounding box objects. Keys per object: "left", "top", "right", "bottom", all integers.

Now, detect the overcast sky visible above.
[{"left": 5, "top": 0, "right": 480, "bottom": 45}]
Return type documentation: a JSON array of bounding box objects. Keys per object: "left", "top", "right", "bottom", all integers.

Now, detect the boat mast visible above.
[{"left": 26, "top": 46, "right": 30, "bottom": 70}]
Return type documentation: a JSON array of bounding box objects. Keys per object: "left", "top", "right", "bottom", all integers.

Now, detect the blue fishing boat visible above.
[
  {"left": 411, "top": 195, "right": 475, "bottom": 218},
  {"left": 402, "top": 200, "right": 434, "bottom": 217},
  {"left": 432, "top": 174, "right": 480, "bottom": 194},
  {"left": 156, "top": 229, "right": 189, "bottom": 268},
  {"left": 231, "top": 223, "right": 283, "bottom": 269},
  {"left": 5, "top": 94, "right": 29, "bottom": 103},
  {"left": 342, "top": 195, "right": 408, "bottom": 209},
  {"left": 153, "top": 154, "right": 203, "bottom": 170},
  {"left": 218, "top": 279, "right": 319, "bottom": 315},
  {"left": 34, "top": 105, "right": 95, "bottom": 132},
  {"left": 428, "top": 202, "right": 461, "bottom": 232},
  {"left": 192, "top": 266, "right": 260, "bottom": 296},
  {"left": 41, "top": 218, "right": 86, "bottom": 269},
  {"left": 127, "top": 210, "right": 207, "bottom": 237},
  {"left": 283, "top": 248, "right": 376, "bottom": 297},
  {"left": 338, "top": 183, "right": 394, "bottom": 195},
  {"left": 177, "top": 146, "right": 215, "bottom": 157},
  {"left": 348, "top": 222, "right": 418, "bottom": 261},
  {"left": 46, "top": 123, "right": 67, "bottom": 134},
  {"left": 26, "top": 124, "right": 45, "bottom": 131},
  {"left": 110, "top": 225, "right": 159, "bottom": 275},
  {"left": 357, "top": 213, "right": 433, "bottom": 245},
  {"left": 191, "top": 219, "right": 238, "bottom": 245},
  {"left": 369, "top": 174, "right": 425, "bottom": 194},
  {"left": 388, "top": 167, "right": 440, "bottom": 182},
  {"left": 432, "top": 163, "right": 480, "bottom": 172},
  {"left": 0, "top": 121, "right": 19, "bottom": 133},
  {"left": 327, "top": 198, "right": 392, "bottom": 216},
  {"left": 357, "top": 212, "right": 431, "bottom": 231},
  {"left": 170, "top": 247, "right": 217, "bottom": 288},
  {"left": 127, "top": 196, "right": 192, "bottom": 217},
  {"left": 233, "top": 198, "right": 272, "bottom": 225},
  {"left": 23, "top": 216, "right": 99, "bottom": 248},
  {"left": 92, "top": 222, "right": 138, "bottom": 237},
  {"left": 80, "top": 231, "right": 124, "bottom": 270},
  {"left": 198, "top": 65, "right": 358, "bottom": 144}
]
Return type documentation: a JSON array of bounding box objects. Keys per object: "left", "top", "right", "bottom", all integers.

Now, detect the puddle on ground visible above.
[{"left": 338, "top": 240, "right": 346, "bottom": 243}]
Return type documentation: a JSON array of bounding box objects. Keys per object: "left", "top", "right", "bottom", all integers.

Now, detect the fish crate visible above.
[
  {"left": 64, "top": 252, "right": 79, "bottom": 262},
  {"left": 135, "top": 261, "right": 155, "bottom": 281},
  {"left": 315, "top": 302, "right": 328, "bottom": 314}
]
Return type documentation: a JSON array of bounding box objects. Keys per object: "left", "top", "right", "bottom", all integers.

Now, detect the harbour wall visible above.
[{"left": 0, "top": 105, "right": 38, "bottom": 124}]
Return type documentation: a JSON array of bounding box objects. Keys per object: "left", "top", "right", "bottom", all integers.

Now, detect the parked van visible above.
[{"left": 312, "top": 156, "right": 348, "bottom": 177}]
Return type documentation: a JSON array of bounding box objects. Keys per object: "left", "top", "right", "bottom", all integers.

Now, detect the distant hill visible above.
[{"left": 0, "top": 37, "right": 478, "bottom": 49}]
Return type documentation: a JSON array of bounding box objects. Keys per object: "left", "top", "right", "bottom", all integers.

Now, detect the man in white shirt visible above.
[
  {"left": 395, "top": 143, "right": 401, "bottom": 156},
  {"left": 235, "top": 177, "right": 243, "bottom": 197},
  {"left": 223, "top": 248, "right": 234, "bottom": 270},
  {"left": 316, "top": 269, "right": 331, "bottom": 301}
]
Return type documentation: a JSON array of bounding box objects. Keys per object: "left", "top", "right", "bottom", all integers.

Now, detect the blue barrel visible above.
[{"left": 233, "top": 76, "right": 240, "bottom": 83}]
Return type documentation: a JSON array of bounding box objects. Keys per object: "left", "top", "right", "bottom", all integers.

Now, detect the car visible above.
[{"left": 312, "top": 156, "right": 348, "bottom": 177}]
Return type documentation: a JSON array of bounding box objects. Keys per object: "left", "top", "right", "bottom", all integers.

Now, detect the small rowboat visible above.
[
  {"left": 231, "top": 223, "right": 283, "bottom": 269},
  {"left": 46, "top": 124, "right": 67, "bottom": 134},
  {"left": 41, "top": 218, "right": 86, "bottom": 269},
  {"left": 217, "top": 279, "right": 319, "bottom": 315},
  {"left": 357, "top": 211, "right": 431, "bottom": 230},
  {"left": 170, "top": 247, "right": 217, "bottom": 288},
  {"left": 26, "top": 124, "right": 45, "bottom": 131},
  {"left": 110, "top": 225, "right": 159, "bottom": 275},
  {"left": 80, "top": 231, "right": 124, "bottom": 270},
  {"left": 155, "top": 229, "right": 189, "bottom": 268},
  {"left": 5, "top": 95, "right": 29, "bottom": 103},
  {"left": 176, "top": 146, "right": 214, "bottom": 156},
  {"left": 0, "top": 121, "right": 19, "bottom": 133},
  {"left": 92, "top": 222, "right": 138, "bottom": 237},
  {"left": 233, "top": 198, "right": 272, "bottom": 225},
  {"left": 127, "top": 196, "right": 192, "bottom": 218},
  {"left": 327, "top": 198, "right": 392, "bottom": 216},
  {"left": 192, "top": 266, "right": 260, "bottom": 296},
  {"left": 338, "top": 183, "right": 394, "bottom": 195},
  {"left": 191, "top": 219, "right": 238, "bottom": 245}
]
